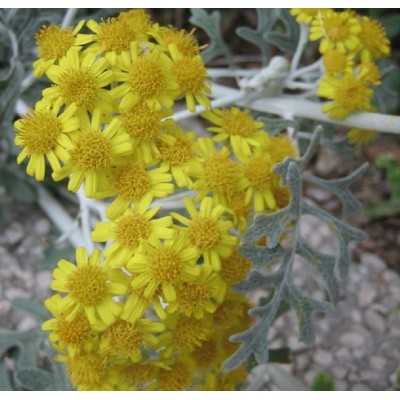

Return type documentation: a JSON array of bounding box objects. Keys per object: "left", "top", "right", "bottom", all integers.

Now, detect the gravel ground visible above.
[{"left": 0, "top": 205, "right": 399, "bottom": 390}]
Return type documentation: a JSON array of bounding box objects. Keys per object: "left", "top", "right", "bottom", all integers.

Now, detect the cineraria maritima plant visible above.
[{"left": 4, "top": 7, "right": 400, "bottom": 390}]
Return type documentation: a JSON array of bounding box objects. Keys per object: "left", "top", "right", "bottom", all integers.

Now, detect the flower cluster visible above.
[
  {"left": 291, "top": 8, "right": 391, "bottom": 145},
  {"left": 14, "top": 9, "right": 297, "bottom": 390}
]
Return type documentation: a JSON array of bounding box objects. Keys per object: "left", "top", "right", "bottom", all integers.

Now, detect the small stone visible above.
[
  {"left": 353, "top": 348, "right": 366, "bottom": 359},
  {"left": 340, "top": 332, "right": 365, "bottom": 348},
  {"left": 336, "top": 348, "right": 351, "bottom": 361},
  {"left": 361, "top": 253, "right": 386, "bottom": 273},
  {"left": 0, "top": 300, "right": 11, "bottom": 316},
  {"left": 370, "top": 356, "right": 386, "bottom": 370},
  {"left": 295, "top": 354, "right": 310, "bottom": 371},
  {"left": 351, "top": 310, "right": 362, "bottom": 323},
  {"left": 33, "top": 218, "right": 51, "bottom": 236},
  {"left": 0, "top": 222, "right": 24, "bottom": 245},
  {"left": 357, "top": 285, "right": 376, "bottom": 307},
  {"left": 332, "top": 366, "right": 347, "bottom": 380},
  {"left": 364, "top": 309, "right": 386, "bottom": 333},
  {"left": 17, "top": 316, "right": 37, "bottom": 331},
  {"left": 313, "top": 349, "right": 333, "bottom": 367}
]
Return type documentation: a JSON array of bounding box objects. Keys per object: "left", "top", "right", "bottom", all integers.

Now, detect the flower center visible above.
[
  {"left": 17, "top": 111, "right": 62, "bottom": 154},
  {"left": 103, "top": 320, "right": 143, "bottom": 356},
  {"left": 68, "top": 353, "right": 107, "bottom": 388},
  {"left": 120, "top": 104, "right": 163, "bottom": 142},
  {"left": 71, "top": 131, "right": 113, "bottom": 171},
  {"left": 150, "top": 247, "right": 182, "bottom": 282},
  {"left": 114, "top": 163, "right": 151, "bottom": 201},
  {"left": 220, "top": 249, "right": 251, "bottom": 285},
  {"left": 335, "top": 77, "right": 371, "bottom": 111},
  {"left": 192, "top": 339, "right": 218, "bottom": 368},
  {"left": 173, "top": 316, "right": 210, "bottom": 350},
  {"left": 244, "top": 156, "right": 273, "bottom": 191},
  {"left": 323, "top": 50, "right": 347, "bottom": 75},
  {"left": 115, "top": 212, "right": 151, "bottom": 249},
  {"left": 97, "top": 18, "right": 136, "bottom": 53},
  {"left": 66, "top": 264, "right": 108, "bottom": 306},
  {"left": 176, "top": 282, "right": 210, "bottom": 313},
  {"left": 172, "top": 56, "right": 207, "bottom": 94},
  {"left": 203, "top": 154, "right": 241, "bottom": 199},
  {"left": 56, "top": 313, "right": 92, "bottom": 345},
  {"left": 36, "top": 25, "right": 75, "bottom": 60},
  {"left": 128, "top": 55, "right": 167, "bottom": 99},
  {"left": 220, "top": 109, "right": 257, "bottom": 137},
  {"left": 187, "top": 216, "right": 221, "bottom": 250},
  {"left": 158, "top": 362, "right": 192, "bottom": 390},
  {"left": 159, "top": 136, "right": 193, "bottom": 166},
  {"left": 59, "top": 69, "right": 98, "bottom": 110},
  {"left": 324, "top": 15, "right": 350, "bottom": 41}
]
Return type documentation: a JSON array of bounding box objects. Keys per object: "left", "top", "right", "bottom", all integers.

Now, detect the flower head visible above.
[
  {"left": 153, "top": 25, "right": 203, "bottom": 57},
  {"left": 52, "top": 110, "right": 132, "bottom": 197},
  {"left": 92, "top": 197, "right": 174, "bottom": 267},
  {"left": 106, "top": 161, "right": 174, "bottom": 219},
  {"left": 318, "top": 74, "right": 373, "bottom": 119},
  {"left": 169, "top": 45, "right": 210, "bottom": 112},
  {"left": 43, "top": 48, "right": 114, "bottom": 115},
  {"left": 290, "top": 8, "right": 323, "bottom": 25},
  {"left": 323, "top": 49, "right": 354, "bottom": 77},
  {"left": 14, "top": 100, "right": 78, "bottom": 181},
  {"left": 167, "top": 267, "right": 226, "bottom": 318},
  {"left": 202, "top": 107, "right": 265, "bottom": 160},
  {"left": 112, "top": 44, "right": 178, "bottom": 111},
  {"left": 172, "top": 196, "right": 237, "bottom": 270},
  {"left": 220, "top": 247, "right": 251, "bottom": 285},
  {"left": 33, "top": 21, "right": 84, "bottom": 76},
  {"left": 358, "top": 16, "right": 390, "bottom": 61},
  {"left": 310, "top": 10, "right": 361, "bottom": 53},
  {"left": 127, "top": 234, "right": 199, "bottom": 303},
  {"left": 347, "top": 128, "right": 378, "bottom": 146},
  {"left": 50, "top": 247, "right": 127, "bottom": 328}
]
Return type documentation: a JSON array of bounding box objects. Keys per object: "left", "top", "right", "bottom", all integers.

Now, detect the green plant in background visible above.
[
  {"left": 311, "top": 372, "right": 336, "bottom": 391},
  {"left": 366, "top": 154, "right": 400, "bottom": 218}
]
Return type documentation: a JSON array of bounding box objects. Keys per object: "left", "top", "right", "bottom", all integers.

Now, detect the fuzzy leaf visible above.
[{"left": 16, "top": 368, "right": 53, "bottom": 390}]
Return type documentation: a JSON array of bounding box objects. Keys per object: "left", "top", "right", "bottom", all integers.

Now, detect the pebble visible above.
[
  {"left": 361, "top": 254, "right": 386, "bottom": 273},
  {"left": 340, "top": 332, "right": 365, "bottom": 348},
  {"left": 364, "top": 309, "right": 386, "bottom": 333},
  {"left": 370, "top": 356, "right": 386, "bottom": 370},
  {"left": 332, "top": 366, "right": 347, "bottom": 380},
  {"left": 357, "top": 285, "right": 376, "bottom": 307},
  {"left": 313, "top": 349, "right": 333, "bottom": 367},
  {"left": 33, "top": 218, "right": 51, "bottom": 236},
  {"left": 0, "top": 222, "right": 24, "bottom": 245}
]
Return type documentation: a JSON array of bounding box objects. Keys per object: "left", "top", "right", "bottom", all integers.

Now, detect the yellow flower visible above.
[
  {"left": 191, "top": 337, "right": 223, "bottom": 371},
  {"left": 121, "top": 286, "right": 166, "bottom": 323},
  {"left": 160, "top": 314, "right": 211, "bottom": 352},
  {"left": 105, "top": 161, "right": 174, "bottom": 219},
  {"left": 152, "top": 25, "right": 203, "bottom": 57},
  {"left": 99, "top": 318, "right": 164, "bottom": 362},
  {"left": 112, "top": 43, "right": 178, "bottom": 111},
  {"left": 156, "top": 124, "right": 200, "bottom": 188},
  {"left": 119, "top": 103, "right": 173, "bottom": 164},
  {"left": 171, "top": 196, "right": 237, "bottom": 270},
  {"left": 262, "top": 134, "right": 298, "bottom": 165},
  {"left": 347, "top": 128, "right": 378, "bottom": 145},
  {"left": 155, "top": 358, "right": 194, "bottom": 390},
  {"left": 318, "top": 74, "right": 373, "bottom": 119},
  {"left": 167, "top": 267, "right": 226, "bottom": 318},
  {"left": 222, "top": 192, "right": 252, "bottom": 233},
  {"left": 169, "top": 44, "right": 211, "bottom": 112},
  {"left": 77, "top": 10, "right": 152, "bottom": 65},
  {"left": 290, "top": 8, "right": 323, "bottom": 25},
  {"left": 64, "top": 351, "right": 114, "bottom": 390},
  {"left": 310, "top": 10, "right": 361, "bottom": 53},
  {"left": 50, "top": 247, "right": 127, "bottom": 328},
  {"left": 115, "top": 361, "right": 159, "bottom": 390},
  {"left": 92, "top": 197, "right": 175, "bottom": 267},
  {"left": 203, "top": 366, "right": 248, "bottom": 390},
  {"left": 358, "top": 16, "right": 390, "bottom": 61},
  {"left": 189, "top": 138, "right": 245, "bottom": 203},
  {"left": 14, "top": 100, "right": 78, "bottom": 181},
  {"left": 220, "top": 247, "right": 251, "bottom": 285},
  {"left": 127, "top": 233, "right": 199, "bottom": 302},
  {"left": 42, "top": 294, "right": 95, "bottom": 356},
  {"left": 202, "top": 107, "right": 265, "bottom": 160},
  {"left": 358, "top": 61, "right": 381, "bottom": 85},
  {"left": 43, "top": 48, "right": 114, "bottom": 115},
  {"left": 52, "top": 110, "right": 133, "bottom": 197},
  {"left": 323, "top": 49, "right": 354, "bottom": 77},
  {"left": 243, "top": 152, "right": 277, "bottom": 212},
  {"left": 33, "top": 21, "right": 84, "bottom": 77}
]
